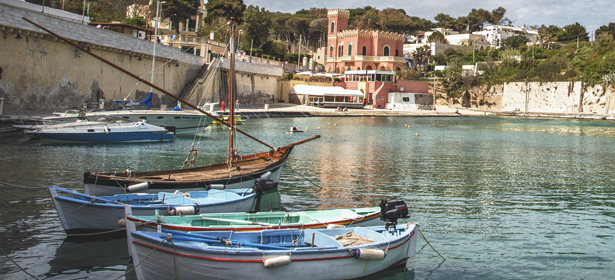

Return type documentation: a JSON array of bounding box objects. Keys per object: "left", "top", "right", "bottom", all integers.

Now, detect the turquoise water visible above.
[{"left": 1, "top": 116, "right": 614, "bottom": 279}]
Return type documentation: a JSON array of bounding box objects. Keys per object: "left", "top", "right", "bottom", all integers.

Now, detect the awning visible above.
[{"left": 290, "top": 85, "right": 363, "bottom": 97}]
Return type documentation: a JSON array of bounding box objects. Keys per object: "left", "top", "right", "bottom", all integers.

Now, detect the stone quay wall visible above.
[{"left": 0, "top": 2, "right": 205, "bottom": 111}]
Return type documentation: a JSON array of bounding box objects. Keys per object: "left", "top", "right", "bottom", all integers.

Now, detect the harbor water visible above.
[{"left": 1, "top": 115, "right": 614, "bottom": 279}]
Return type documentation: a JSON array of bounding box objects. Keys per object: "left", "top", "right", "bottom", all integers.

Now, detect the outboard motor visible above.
[
  {"left": 379, "top": 200, "right": 409, "bottom": 231},
  {"left": 252, "top": 178, "right": 274, "bottom": 212}
]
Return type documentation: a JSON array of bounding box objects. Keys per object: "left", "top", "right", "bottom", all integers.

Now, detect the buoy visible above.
[
  {"left": 318, "top": 126, "right": 321, "bottom": 129},
  {"left": 405, "top": 124, "right": 407, "bottom": 127},
  {"left": 305, "top": 127, "right": 308, "bottom": 130},
  {"left": 168, "top": 206, "right": 197, "bottom": 216},
  {"left": 126, "top": 182, "right": 149, "bottom": 192},
  {"left": 351, "top": 248, "right": 386, "bottom": 260},
  {"left": 416, "top": 133, "right": 419, "bottom": 136},
  {"left": 117, "top": 218, "right": 126, "bottom": 227},
  {"left": 328, "top": 122, "right": 330, "bottom": 125},
  {"left": 327, "top": 224, "right": 346, "bottom": 229},
  {"left": 334, "top": 123, "right": 337, "bottom": 126},
  {"left": 263, "top": 255, "right": 291, "bottom": 268}
]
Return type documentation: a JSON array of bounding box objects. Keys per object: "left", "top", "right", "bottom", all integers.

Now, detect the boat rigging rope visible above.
[{"left": 1, "top": 247, "right": 40, "bottom": 280}]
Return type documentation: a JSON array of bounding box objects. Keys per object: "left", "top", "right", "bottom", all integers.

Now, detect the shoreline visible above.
[{"left": 1, "top": 103, "right": 614, "bottom": 125}]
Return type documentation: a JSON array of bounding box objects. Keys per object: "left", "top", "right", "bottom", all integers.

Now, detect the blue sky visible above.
[{"left": 244, "top": 0, "right": 613, "bottom": 36}]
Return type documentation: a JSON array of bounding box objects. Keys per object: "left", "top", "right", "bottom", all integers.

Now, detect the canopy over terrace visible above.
[{"left": 290, "top": 85, "right": 365, "bottom": 108}]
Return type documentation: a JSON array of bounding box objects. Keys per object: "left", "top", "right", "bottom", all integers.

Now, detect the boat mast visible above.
[{"left": 228, "top": 18, "right": 237, "bottom": 168}]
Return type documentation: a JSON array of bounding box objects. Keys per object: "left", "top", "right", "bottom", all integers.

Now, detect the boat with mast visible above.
[{"left": 23, "top": 17, "right": 320, "bottom": 195}]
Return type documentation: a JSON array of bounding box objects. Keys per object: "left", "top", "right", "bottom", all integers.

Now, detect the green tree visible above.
[
  {"left": 205, "top": 0, "right": 246, "bottom": 25},
  {"left": 428, "top": 31, "right": 447, "bottom": 43},
  {"left": 490, "top": 7, "right": 507, "bottom": 25},
  {"left": 434, "top": 13, "right": 457, "bottom": 30},
  {"left": 504, "top": 35, "right": 529, "bottom": 49},
  {"left": 442, "top": 69, "right": 463, "bottom": 98},
  {"left": 562, "top": 22, "right": 589, "bottom": 42},
  {"left": 122, "top": 17, "right": 147, "bottom": 28},
  {"left": 412, "top": 45, "right": 432, "bottom": 70},
  {"left": 538, "top": 25, "right": 560, "bottom": 49},
  {"left": 466, "top": 8, "right": 492, "bottom": 32},
  {"left": 162, "top": 0, "right": 200, "bottom": 35},
  {"left": 239, "top": 5, "right": 272, "bottom": 48},
  {"left": 285, "top": 17, "right": 311, "bottom": 44}
]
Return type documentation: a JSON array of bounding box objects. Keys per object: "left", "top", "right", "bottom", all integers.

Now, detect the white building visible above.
[
  {"left": 385, "top": 92, "right": 433, "bottom": 110},
  {"left": 472, "top": 25, "right": 538, "bottom": 49}
]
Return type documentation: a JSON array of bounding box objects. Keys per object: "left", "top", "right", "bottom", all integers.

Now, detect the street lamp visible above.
[{"left": 151, "top": 0, "right": 166, "bottom": 92}]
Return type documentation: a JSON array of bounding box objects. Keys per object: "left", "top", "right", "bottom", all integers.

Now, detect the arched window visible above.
[
  {"left": 395, "top": 50, "right": 399, "bottom": 57},
  {"left": 338, "top": 45, "right": 343, "bottom": 57},
  {"left": 329, "top": 45, "right": 334, "bottom": 57},
  {"left": 383, "top": 46, "right": 390, "bottom": 56},
  {"left": 362, "top": 46, "right": 366, "bottom": 56},
  {"left": 347, "top": 44, "right": 352, "bottom": 56},
  {"left": 330, "top": 21, "right": 335, "bottom": 33}
]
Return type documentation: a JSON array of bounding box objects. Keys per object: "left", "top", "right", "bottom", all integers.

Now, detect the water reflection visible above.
[
  {"left": 46, "top": 237, "right": 131, "bottom": 277},
  {"left": 1, "top": 116, "right": 615, "bottom": 279}
]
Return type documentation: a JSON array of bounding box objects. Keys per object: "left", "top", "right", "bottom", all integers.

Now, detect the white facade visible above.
[
  {"left": 385, "top": 92, "right": 433, "bottom": 110},
  {"left": 416, "top": 28, "right": 459, "bottom": 44},
  {"left": 472, "top": 25, "right": 538, "bottom": 49}
]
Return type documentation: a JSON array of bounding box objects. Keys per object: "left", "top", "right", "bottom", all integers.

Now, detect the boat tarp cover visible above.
[{"left": 290, "top": 85, "right": 363, "bottom": 97}]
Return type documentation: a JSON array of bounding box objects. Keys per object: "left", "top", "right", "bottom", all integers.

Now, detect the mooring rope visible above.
[
  {"left": 285, "top": 165, "right": 322, "bottom": 189},
  {"left": 401, "top": 219, "right": 445, "bottom": 260},
  {"left": 417, "top": 228, "right": 445, "bottom": 261},
  {"left": 112, "top": 238, "right": 167, "bottom": 280},
  {"left": 0, "top": 247, "right": 40, "bottom": 280},
  {"left": 0, "top": 181, "right": 47, "bottom": 189},
  {"left": 66, "top": 228, "right": 125, "bottom": 237}
]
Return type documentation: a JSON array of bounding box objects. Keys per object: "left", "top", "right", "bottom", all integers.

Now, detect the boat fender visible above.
[
  {"left": 263, "top": 255, "right": 291, "bottom": 268},
  {"left": 117, "top": 218, "right": 126, "bottom": 227},
  {"left": 126, "top": 182, "right": 149, "bottom": 192},
  {"left": 351, "top": 249, "right": 386, "bottom": 260},
  {"left": 327, "top": 224, "right": 346, "bottom": 229},
  {"left": 208, "top": 184, "right": 226, "bottom": 190},
  {"left": 168, "top": 206, "right": 196, "bottom": 216}
]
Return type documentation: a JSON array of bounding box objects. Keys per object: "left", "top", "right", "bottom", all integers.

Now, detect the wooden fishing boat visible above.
[
  {"left": 26, "top": 115, "right": 174, "bottom": 143},
  {"left": 126, "top": 221, "right": 418, "bottom": 280},
  {"left": 49, "top": 185, "right": 259, "bottom": 234},
  {"left": 82, "top": 138, "right": 316, "bottom": 195},
  {"left": 127, "top": 207, "right": 382, "bottom": 232},
  {"left": 20, "top": 18, "right": 319, "bottom": 196}
]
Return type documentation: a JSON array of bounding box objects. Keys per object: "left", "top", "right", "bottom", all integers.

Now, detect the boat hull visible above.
[
  {"left": 83, "top": 146, "right": 292, "bottom": 195},
  {"left": 29, "top": 130, "right": 172, "bottom": 143},
  {"left": 127, "top": 225, "right": 418, "bottom": 280},
  {"left": 128, "top": 208, "right": 384, "bottom": 232},
  {"left": 49, "top": 187, "right": 257, "bottom": 234}
]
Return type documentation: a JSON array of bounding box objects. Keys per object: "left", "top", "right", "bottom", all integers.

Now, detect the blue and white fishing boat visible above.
[
  {"left": 126, "top": 201, "right": 418, "bottom": 280},
  {"left": 49, "top": 185, "right": 259, "bottom": 234},
  {"left": 27, "top": 115, "right": 174, "bottom": 143}
]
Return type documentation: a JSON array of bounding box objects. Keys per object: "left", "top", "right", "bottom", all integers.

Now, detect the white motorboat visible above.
[{"left": 27, "top": 115, "right": 174, "bottom": 143}]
